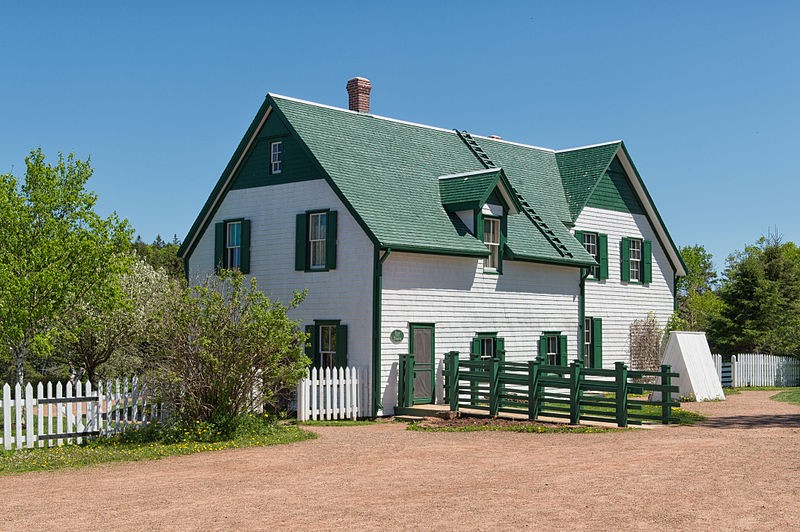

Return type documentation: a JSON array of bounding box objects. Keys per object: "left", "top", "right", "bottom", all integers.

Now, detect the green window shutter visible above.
[
  {"left": 538, "top": 336, "right": 547, "bottom": 362},
  {"left": 591, "top": 318, "right": 603, "bottom": 369},
  {"left": 642, "top": 240, "right": 652, "bottom": 284},
  {"left": 471, "top": 337, "right": 481, "bottom": 360},
  {"left": 304, "top": 325, "right": 315, "bottom": 366},
  {"left": 214, "top": 222, "right": 225, "bottom": 273},
  {"left": 295, "top": 213, "right": 307, "bottom": 271},
  {"left": 575, "top": 230, "right": 584, "bottom": 245},
  {"left": 598, "top": 233, "right": 609, "bottom": 280},
  {"left": 621, "top": 237, "right": 631, "bottom": 282},
  {"left": 326, "top": 210, "right": 338, "bottom": 270},
  {"left": 496, "top": 337, "right": 505, "bottom": 362},
  {"left": 559, "top": 335, "right": 568, "bottom": 366},
  {"left": 240, "top": 219, "right": 251, "bottom": 274},
  {"left": 474, "top": 212, "right": 484, "bottom": 241},
  {"left": 335, "top": 324, "right": 348, "bottom": 367}
]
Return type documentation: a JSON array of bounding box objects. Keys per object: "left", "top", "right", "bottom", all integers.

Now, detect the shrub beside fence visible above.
[
  {"left": 712, "top": 353, "right": 800, "bottom": 388},
  {"left": 1, "top": 376, "right": 162, "bottom": 451},
  {"left": 296, "top": 366, "right": 368, "bottom": 421},
  {"left": 444, "top": 352, "right": 680, "bottom": 427}
]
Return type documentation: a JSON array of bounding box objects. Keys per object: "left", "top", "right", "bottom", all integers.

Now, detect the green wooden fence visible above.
[{"left": 443, "top": 352, "right": 680, "bottom": 427}]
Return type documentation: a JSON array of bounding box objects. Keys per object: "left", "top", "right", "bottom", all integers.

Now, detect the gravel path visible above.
[{"left": 2, "top": 391, "right": 799, "bottom": 530}]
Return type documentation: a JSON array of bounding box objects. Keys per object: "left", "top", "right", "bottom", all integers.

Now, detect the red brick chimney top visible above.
[{"left": 346, "top": 77, "right": 372, "bottom": 113}]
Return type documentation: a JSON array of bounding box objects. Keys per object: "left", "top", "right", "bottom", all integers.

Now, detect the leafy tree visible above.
[
  {"left": 0, "top": 149, "right": 132, "bottom": 383},
  {"left": 57, "top": 258, "right": 176, "bottom": 382},
  {"left": 132, "top": 234, "right": 184, "bottom": 279},
  {"left": 148, "top": 271, "right": 308, "bottom": 432},
  {"left": 676, "top": 244, "right": 723, "bottom": 332},
  {"left": 711, "top": 234, "right": 800, "bottom": 355}
]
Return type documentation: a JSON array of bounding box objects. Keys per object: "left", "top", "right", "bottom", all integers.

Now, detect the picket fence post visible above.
[{"left": 2, "top": 383, "right": 11, "bottom": 450}]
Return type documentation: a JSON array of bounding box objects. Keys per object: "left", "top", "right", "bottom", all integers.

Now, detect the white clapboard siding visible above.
[
  {"left": 0, "top": 376, "right": 160, "bottom": 450},
  {"left": 296, "top": 366, "right": 367, "bottom": 422}
]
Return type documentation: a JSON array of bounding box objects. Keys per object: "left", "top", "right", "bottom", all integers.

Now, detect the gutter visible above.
[
  {"left": 371, "top": 246, "right": 392, "bottom": 417},
  {"left": 578, "top": 268, "right": 591, "bottom": 363}
]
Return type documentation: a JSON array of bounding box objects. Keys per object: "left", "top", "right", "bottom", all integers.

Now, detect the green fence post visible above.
[
  {"left": 570, "top": 361, "right": 582, "bottom": 425},
  {"left": 397, "top": 354, "right": 406, "bottom": 408},
  {"left": 406, "top": 355, "right": 415, "bottom": 408},
  {"left": 443, "top": 353, "right": 450, "bottom": 405},
  {"left": 470, "top": 351, "right": 479, "bottom": 406},
  {"left": 615, "top": 362, "right": 628, "bottom": 428},
  {"left": 449, "top": 353, "right": 460, "bottom": 412},
  {"left": 661, "top": 364, "right": 672, "bottom": 424},
  {"left": 527, "top": 359, "right": 539, "bottom": 420},
  {"left": 489, "top": 357, "right": 500, "bottom": 417}
]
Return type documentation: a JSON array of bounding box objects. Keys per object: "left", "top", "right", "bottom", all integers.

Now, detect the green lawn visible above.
[
  {"left": 299, "top": 419, "right": 377, "bottom": 427},
  {"left": 0, "top": 420, "right": 314, "bottom": 475},
  {"left": 770, "top": 388, "right": 800, "bottom": 406}
]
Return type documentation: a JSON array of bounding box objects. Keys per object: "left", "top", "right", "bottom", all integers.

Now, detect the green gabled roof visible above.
[
  {"left": 269, "top": 95, "right": 592, "bottom": 265},
  {"left": 438, "top": 168, "right": 522, "bottom": 214},
  {"left": 555, "top": 142, "right": 621, "bottom": 221}
]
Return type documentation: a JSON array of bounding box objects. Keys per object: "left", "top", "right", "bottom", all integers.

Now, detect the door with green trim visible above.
[{"left": 410, "top": 324, "right": 435, "bottom": 405}]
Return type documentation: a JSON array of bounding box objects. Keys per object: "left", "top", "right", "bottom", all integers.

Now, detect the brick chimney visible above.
[{"left": 346, "top": 77, "right": 372, "bottom": 113}]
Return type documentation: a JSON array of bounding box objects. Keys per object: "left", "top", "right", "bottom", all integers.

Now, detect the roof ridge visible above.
[
  {"left": 438, "top": 168, "right": 500, "bottom": 180},
  {"left": 470, "top": 133, "right": 556, "bottom": 153},
  {"left": 555, "top": 140, "right": 622, "bottom": 153}
]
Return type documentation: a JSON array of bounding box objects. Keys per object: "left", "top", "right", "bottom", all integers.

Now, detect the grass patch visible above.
[
  {"left": 299, "top": 420, "right": 377, "bottom": 427},
  {"left": 0, "top": 414, "right": 314, "bottom": 476},
  {"left": 770, "top": 389, "right": 800, "bottom": 406}
]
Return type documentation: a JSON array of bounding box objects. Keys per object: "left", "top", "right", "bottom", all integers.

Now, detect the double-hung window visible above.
[
  {"left": 621, "top": 237, "right": 651, "bottom": 283},
  {"left": 483, "top": 217, "right": 501, "bottom": 271},
  {"left": 270, "top": 141, "right": 283, "bottom": 174},
  {"left": 309, "top": 212, "right": 327, "bottom": 269},
  {"left": 295, "top": 210, "right": 338, "bottom": 272},
  {"left": 539, "top": 332, "right": 567, "bottom": 366},
  {"left": 471, "top": 333, "right": 505, "bottom": 362},
  {"left": 305, "top": 321, "right": 348, "bottom": 368},
  {"left": 214, "top": 218, "right": 250, "bottom": 273},
  {"left": 575, "top": 230, "right": 608, "bottom": 280}
]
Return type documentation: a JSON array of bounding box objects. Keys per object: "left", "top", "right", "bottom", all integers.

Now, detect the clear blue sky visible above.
[{"left": 2, "top": 1, "right": 798, "bottom": 272}]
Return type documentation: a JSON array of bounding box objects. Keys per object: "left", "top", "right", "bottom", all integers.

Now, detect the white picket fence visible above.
[
  {"left": 296, "top": 366, "right": 367, "bottom": 421},
  {"left": 1, "top": 376, "right": 162, "bottom": 450},
  {"left": 712, "top": 353, "right": 800, "bottom": 388}
]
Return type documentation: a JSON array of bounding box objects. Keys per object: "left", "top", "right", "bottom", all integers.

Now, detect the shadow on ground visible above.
[{"left": 699, "top": 414, "right": 800, "bottom": 429}]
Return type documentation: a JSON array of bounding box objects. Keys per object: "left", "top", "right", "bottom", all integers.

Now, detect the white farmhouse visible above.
[{"left": 179, "top": 78, "right": 686, "bottom": 416}]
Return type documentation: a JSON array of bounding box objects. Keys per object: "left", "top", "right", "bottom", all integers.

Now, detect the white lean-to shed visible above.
[{"left": 654, "top": 331, "right": 725, "bottom": 402}]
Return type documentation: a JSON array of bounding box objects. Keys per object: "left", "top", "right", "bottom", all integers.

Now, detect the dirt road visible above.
[{"left": 2, "top": 391, "right": 798, "bottom": 530}]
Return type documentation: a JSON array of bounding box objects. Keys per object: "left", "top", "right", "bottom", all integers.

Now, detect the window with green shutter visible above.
[
  {"left": 214, "top": 218, "right": 251, "bottom": 274},
  {"left": 584, "top": 317, "right": 603, "bottom": 368},
  {"left": 539, "top": 332, "right": 568, "bottom": 366},
  {"left": 472, "top": 332, "right": 504, "bottom": 361},
  {"left": 295, "top": 209, "right": 337, "bottom": 272},
  {"left": 306, "top": 320, "right": 348, "bottom": 368},
  {"left": 621, "top": 237, "right": 651, "bottom": 284},
  {"left": 576, "top": 231, "right": 608, "bottom": 280}
]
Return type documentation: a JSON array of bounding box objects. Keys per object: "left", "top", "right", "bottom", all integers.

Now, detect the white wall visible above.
[
  {"left": 380, "top": 252, "right": 581, "bottom": 414},
  {"left": 574, "top": 206, "right": 676, "bottom": 368},
  {"left": 187, "top": 179, "right": 375, "bottom": 371}
]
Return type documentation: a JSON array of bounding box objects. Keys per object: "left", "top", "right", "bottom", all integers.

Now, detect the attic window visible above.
[
  {"left": 270, "top": 141, "right": 283, "bottom": 174},
  {"left": 483, "top": 217, "right": 501, "bottom": 270}
]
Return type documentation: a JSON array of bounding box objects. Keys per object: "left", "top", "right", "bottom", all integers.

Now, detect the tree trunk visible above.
[{"left": 14, "top": 346, "right": 26, "bottom": 384}]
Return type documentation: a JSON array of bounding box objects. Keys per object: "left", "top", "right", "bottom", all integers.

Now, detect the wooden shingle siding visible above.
[
  {"left": 187, "top": 179, "right": 374, "bottom": 396},
  {"left": 230, "top": 113, "right": 320, "bottom": 190},
  {"left": 380, "top": 252, "right": 580, "bottom": 414},
  {"left": 585, "top": 158, "right": 645, "bottom": 215},
  {"left": 574, "top": 206, "right": 675, "bottom": 368}
]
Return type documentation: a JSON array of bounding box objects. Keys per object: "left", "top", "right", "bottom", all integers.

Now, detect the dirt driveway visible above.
[{"left": 2, "top": 391, "right": 799, "bottom": 531}]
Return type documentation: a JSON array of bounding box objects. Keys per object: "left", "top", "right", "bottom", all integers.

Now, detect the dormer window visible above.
[
  {"left": 483, "top": 217, "right": 501, "bottom": 270},
  {"left": 270, "top": 141, "right": 283, "bottom": 174}
]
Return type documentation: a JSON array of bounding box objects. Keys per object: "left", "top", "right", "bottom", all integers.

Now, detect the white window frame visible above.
[
  {"left": 480, "top": 337, "right": 495, "bottom": 360},
  {"left": 483, "top": 217, "right": 500, "bottom": 271},
  {"left": 629, "top": 238, "right": 642, "bottom": 282},
  {"left": 547, "top": 335, "right": 559, "bottom": 366},
  {"left": 583, "top": 232, "right": 599, "bottom": 279},
  {"left": 318, "top": 324, "right": 337, "bottom": 369},
  {"left": 270, "top": 141, "right": 283, "bottom": 174},
  {"left": 309, "top": 212, "right": 327, "bottom": 270},
  {"left": 225, "top": 221, "right": 242, "bottom": 270}
]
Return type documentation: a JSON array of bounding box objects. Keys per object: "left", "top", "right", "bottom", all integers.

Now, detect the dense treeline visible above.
[{"left": 676, "top": 235, "right": 800, "bottom": 357}]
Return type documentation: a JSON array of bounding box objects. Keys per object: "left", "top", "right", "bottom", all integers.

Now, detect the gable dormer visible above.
[{"left": 439, "top": 168, "right": 522, "bottom": 273}]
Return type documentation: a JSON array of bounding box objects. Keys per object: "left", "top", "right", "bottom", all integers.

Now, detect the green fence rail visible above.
[{"left": 444, "top": 353, "right": 680, "bottom": 427}]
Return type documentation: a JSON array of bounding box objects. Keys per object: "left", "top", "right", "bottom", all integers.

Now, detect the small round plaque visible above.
[{"left": 390, "top": 329, "right": 404, "bottom": 343}]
